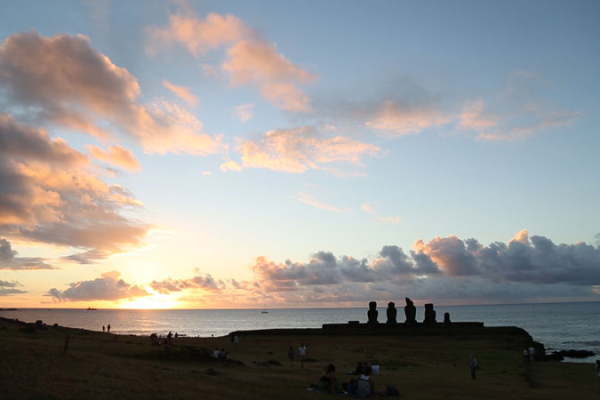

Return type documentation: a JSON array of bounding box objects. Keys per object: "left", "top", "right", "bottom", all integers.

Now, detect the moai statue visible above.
[
  {"left": 386, "top": 302, "right": 397, "bottom": 324},
  {"left": 367, "top": 301, "right": 379, "bottom": 325},
  {"left": 444, "top": 312, "right": 451, "bottom": 327},
  {"left": 404, "top": 297, "right": 417, "bottom": 324},
  {"left": 423, "top": 303, "right": 437, "bottom": 324}
]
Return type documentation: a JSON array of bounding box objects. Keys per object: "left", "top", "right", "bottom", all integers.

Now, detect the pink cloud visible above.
[
  {"left": 148, "top": 12, "right": 246, "bottom": 56},
  {"left": 460, "top": 74, "right": 582, "bottom": 141},
  {"left": 163, "top": 80, "right": 199, "bottom": 107},
  {"left": 413, "top": 236, "right": 480, "bottom": 276},
  {"left": 224, "top": 40, "right": 317, "bottom": 112},
  {"left": 0, "top": 31, "right": 223, "bottom": 155},
  {"left": 0, "top": 114, "right": 151, "bottom": 264},
  {"left": 47, "top": 271, "right": 149, "bottom": 301},
  {"left": 237, "top": 126, "right": 380, "bottom": 174},
  {"left": 365, "top": 99, "right": 450, "bottom": 136},
  {"left": 296, "top": 193, "right": 350, "bottom": 213},
  {"left": 361, "top": 202, "right": 401, "bottom": 224},
  {"left": 361, "top": 203, "right": 374, "bottom": 213},
  {"left": 458, "top": 100, "right": 498, "bottom": 131},
  {"left": 220, "top": 160, "right": 243, "bottom": 172},
  {"left": 234, "top": 104, "right": 254, "bottom": 122},
  {"left": 510, "top": 229, "right": 530, "bottom": 245},
  {"left": 148, "top": 12, "right": 317, "bottom": 112},
  {"left": 87, "top": 145, "right": 142, "bottom": 172},
  {"left": 376, "top": 216, "right": 402, "bottom": 224}
]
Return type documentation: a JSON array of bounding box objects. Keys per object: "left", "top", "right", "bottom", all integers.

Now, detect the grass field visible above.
[{"left": 0, "top": 317, "right": 596, "bottom": 399}]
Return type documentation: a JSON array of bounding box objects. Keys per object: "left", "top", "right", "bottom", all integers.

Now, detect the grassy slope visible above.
[{"left": 0, "top": 318, "right": 595, "bottom": 400}]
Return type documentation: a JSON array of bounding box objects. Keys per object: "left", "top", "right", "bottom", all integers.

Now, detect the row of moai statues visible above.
[{"left": 367, "top": 298, "right": 451, "bottom": 325}]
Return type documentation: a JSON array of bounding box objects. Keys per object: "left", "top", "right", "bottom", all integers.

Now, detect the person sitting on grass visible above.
[
  {"left": 350, "top": 361, "right": 364, "bottom": 375},
  {"left": 356, "top": 366, "right": 375, "bottom": 398},
  {"left": 318, "top": 364, "right": 338, "bottom": 393},
  {"left": 371, "top": 360, "right": 380, "bottom": 375}
]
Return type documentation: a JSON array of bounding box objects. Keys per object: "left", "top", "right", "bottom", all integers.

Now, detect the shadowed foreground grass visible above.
[{"left": 0, "top": 317, "right": 596, "bottom": 399}]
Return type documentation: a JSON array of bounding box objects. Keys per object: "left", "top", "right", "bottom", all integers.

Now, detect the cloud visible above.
[
  {"left": 481, "top": 110, "right": 582, "bottom": 141},
  {"left": 365, "top": 99, "right": 450, "bottom": 136},
  {"left": 163, "top": 80, "right": 199, "bottom": 107},
  {"left": 223, "top": 39, "right": 317, "bottom": 112},
  {"left": 296, "top": 193, "right": 350, "bottom": 213},
  {"left": 87, "top": 145, "right": 142, "bottom": 172},
  {"left": 149, "top": 274, "right": 225, "bottom": 294},
  {"left": 220, "top": 160, "right": 243, "bottom": 172},
  {"left": 148, "top": 12, "right": 317, "bottom": 112},
  {"left": 361, "top": 203, "right": 401, "bottom": 224},
  {"left": 361, "top": 203, "right": 374, "bottom": 213},
  {"left": 236, "top": 126, "right": 380, "bottom": 174},
  {"left": 0, "top": 31, "right": 223, "bottom": 155},
  {"left": 458, "top": 100, "right": 498, "bottom": 131},
  {"left": 414, "top": 231, "right": 600, "bottom": 285},
  {"left": 242, "top": 231, "right": 600, "bottom": 305},
  {"left": 87, "top": 231, "right": 597, "bottom": 306},
  {"left": 0, "top": 279, "right": 26, "bottom": 296},
  {"left": 252, "top": 245, "right": 440, "bottom": 293},
  {"left": 376, "top": 216, "right": 402, "bottom": 224},
  {"left": 414, "top": 236, "right": 481, "bottom": 276},
  {"left": 47, "top": 271, "right": 149, "bottom": 302},
  {"left": 148, "top": 12, "right": 246, "bottom": 56},
  {"left": 199, "top": 63, "right": 220, "bottom": 79},
  {"left": 460, "top": 73, "right": 582, "bottom": 141},
  {"left": 460, "top": 100, "right": 582, "bottom": 141},
  {"left": 234, "top": 104, "right": 254, "bottom": 122},
  {"left": 0, "top": 238, "right": 53, "bottom": 270},
  {"left": 0, "top": 114, "right": 151, "bottom": 263}
]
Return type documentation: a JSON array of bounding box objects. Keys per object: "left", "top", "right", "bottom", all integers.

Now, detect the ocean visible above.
[{"left": 2, "top": 302, "right": 598, "bottom": 363}]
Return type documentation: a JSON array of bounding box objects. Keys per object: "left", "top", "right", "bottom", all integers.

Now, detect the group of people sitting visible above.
[
  {"left": 213, "top": 347, "right": 227, "bottom": 360},
  {"left": 315, "top": 361, "right": 394, "bottom": 397}
]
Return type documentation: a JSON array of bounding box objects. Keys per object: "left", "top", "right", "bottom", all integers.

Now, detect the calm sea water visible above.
[{"left": 2, "top": 302, "right": 599, "bottom": 363}]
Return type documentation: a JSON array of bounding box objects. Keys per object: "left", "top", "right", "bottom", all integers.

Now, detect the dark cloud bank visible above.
[{"left": 247, "top": 231, "right": 600, "bottom": 305}]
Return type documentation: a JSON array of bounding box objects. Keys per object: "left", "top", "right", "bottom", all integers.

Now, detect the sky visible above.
[{"left": 1, "top": 0, "right": 599, "bottom": 309}]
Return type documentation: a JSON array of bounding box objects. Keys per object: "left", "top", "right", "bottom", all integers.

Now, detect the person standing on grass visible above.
[
  {"left": 288, "top": 345, "right": 296, "bottom": 366},
  {"left": 470, "top": 354, "right": 478, "bottom": 380},
  {"left": 298, "top": 342, "right": 307, "bottom": 367},
  {"left": 107, "top": 324, "right": 111, "bottom": 333}
]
